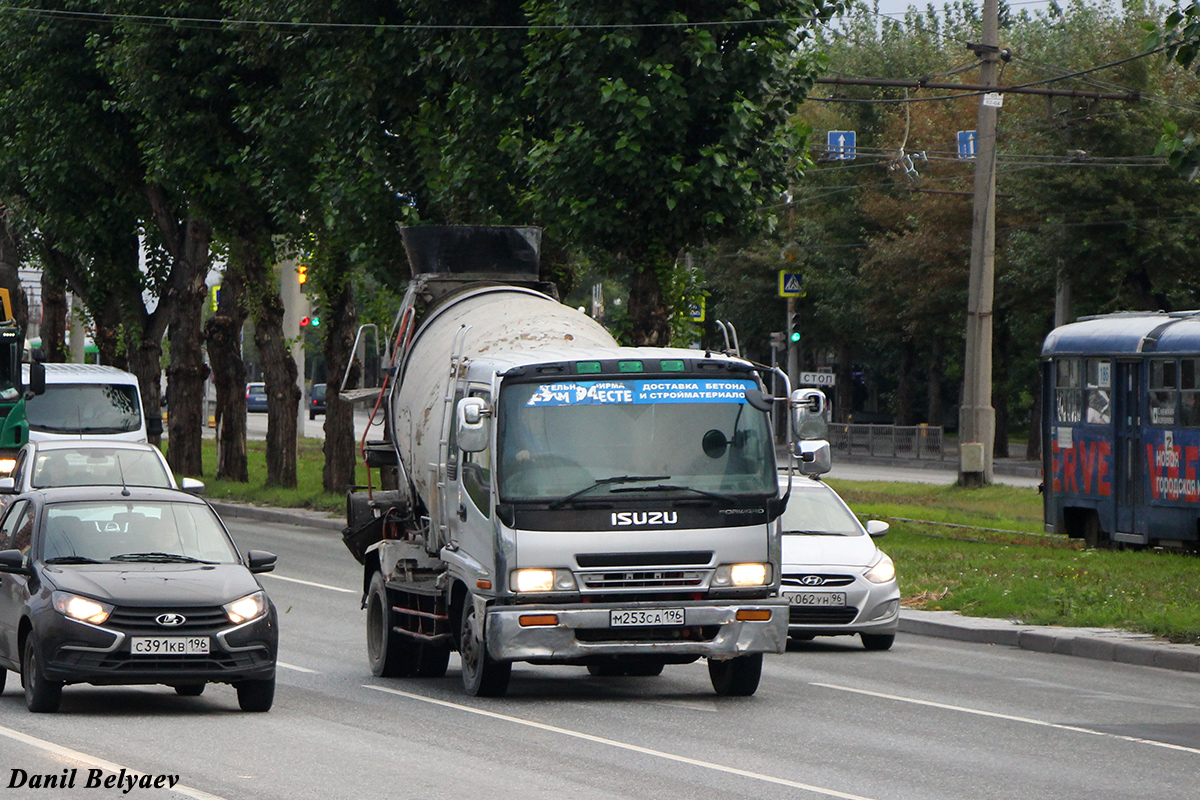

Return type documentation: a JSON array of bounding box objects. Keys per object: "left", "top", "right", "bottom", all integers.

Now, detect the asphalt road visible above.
[{"left": 1, "top": 517, "right": 1196, "bottom": 800}]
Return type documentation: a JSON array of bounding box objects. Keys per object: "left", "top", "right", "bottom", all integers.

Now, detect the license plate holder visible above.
[
  {"left": 787, "top": 592, "right": 847, "bottom": 607},
  {"left": 130, "top": 636, "right": 210, "bottom": 656},
  {"left": 610, "top": 608, "right": 685, "bottom": 627}
]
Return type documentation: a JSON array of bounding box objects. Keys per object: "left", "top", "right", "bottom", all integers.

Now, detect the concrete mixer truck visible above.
[{"left": 341, "top": 226, "right": 829, "bottom": 697}]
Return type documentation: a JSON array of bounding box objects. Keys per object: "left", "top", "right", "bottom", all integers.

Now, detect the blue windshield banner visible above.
[{"left": 525, "top": 379, "right": 755, "bottom": 407}]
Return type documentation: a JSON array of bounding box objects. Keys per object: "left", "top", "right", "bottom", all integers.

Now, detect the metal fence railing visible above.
[{"left": 828, "top": 423, "right": 946, "bottom": 460}]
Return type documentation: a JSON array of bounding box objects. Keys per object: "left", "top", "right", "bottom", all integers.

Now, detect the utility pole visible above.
[{"left": 959, "top": 0, "right": 1001, "bottom": 487}]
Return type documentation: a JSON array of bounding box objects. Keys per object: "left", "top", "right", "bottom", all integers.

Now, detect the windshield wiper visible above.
[
  {"left": 110, "top": 552, "right": 215, "bottom": 564},
  {"left": 44, "top": 556, "right": 102, "bottom": 564},
  {"left": 610, "top": 484, "right": 737, "bottom": 502},
  {"left": 549, "top": 475, "right": 670, "bottom": 509}
]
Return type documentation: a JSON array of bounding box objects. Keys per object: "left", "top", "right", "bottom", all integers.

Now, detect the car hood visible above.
[
  {"left": 42, "top": 562, "right": 261, "bottom": 606},
  {"left": 781, "top": 534, "right": 878, "bottom": 568}
]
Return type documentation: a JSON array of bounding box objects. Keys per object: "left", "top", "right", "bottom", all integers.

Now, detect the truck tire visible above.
[
  {"left": 708, "top": 653, "right": 762, "bottom": 697},
  {"left": 414, "top": 643, "right": 451, "bottom": 678},
  {"left": 367, "top": 572, "right": 417, "bottom": 677},
  {"left": 459, "top": 599, "right": 511, "bottom": 697}
]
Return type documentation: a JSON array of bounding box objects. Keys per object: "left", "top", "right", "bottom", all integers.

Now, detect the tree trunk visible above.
[
  {"left": 204, "top": 256, "right": 249, "bottom": 483},
  {"left": 893, "top": 340, "right": 916, "bottom": 426},
  {"left": 320, "top": 264, "right": 358, "bottom": 495},
  {"left": 164, "top": 220, "right": 212, "bottom": 479},
  {"left": 39, "top": 269, "right": 69, "bottom": 362},
  {"left": 626, "top": 262, "right": 670, "bottom": 346},
  {"left": 926, "top": 339, "right": 944, "bottom": 427},
  {"left": 248, "top": 255, "right": 298, "bottom": 488},
  {"left": 1026, "top": 370, "right": 1042, "bottom": 461},
  {"left": 835, "top": 343, "right": 853, "bottom": 424}
]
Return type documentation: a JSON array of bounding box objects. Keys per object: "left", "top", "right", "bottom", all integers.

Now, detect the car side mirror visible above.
[
  {"left": 245, "top": 550, "right": 277, "bottom": 574},
  {"left": 27, "top": 360, "right": 45, "bottom": 397},
  {"left": 0, "top": 476, "right": 15, "bottom": 494},
  {"left": 146, "top": 414, "right": 164, "bottom": 438},
  {"left": 0, "top": 548, "right": 28, "bottom": 574},
  {"left": 180, "top": 477, "right": 206, "bottom": 495},
  {"left": 865, "top": 520, "right": 890, "bottom": 538},
  {"left": 793, "top": 440, "right": 831, "bottom": 476}
]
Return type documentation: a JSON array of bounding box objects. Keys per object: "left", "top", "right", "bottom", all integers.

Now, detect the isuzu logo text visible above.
[{"left": 611, "top": 511, "right": 678, "bottom": 526}]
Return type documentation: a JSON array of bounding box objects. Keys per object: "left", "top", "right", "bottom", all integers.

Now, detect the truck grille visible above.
[{"left": 580, "top": 570, "right": 706, "bottom": 590}]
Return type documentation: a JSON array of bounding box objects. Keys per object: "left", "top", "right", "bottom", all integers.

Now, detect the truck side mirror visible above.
[
  {"left": 789, "top": 388, "right": 828, "bottom": 441},
  {"left": 792, "top": 439, "right": 831, "bottom": 476},
  {"left": 27, "top": 361, "right": 45, "bottom": 397},
  {"left": 456, "top": 397, "right": 490, "bottom": 453}
]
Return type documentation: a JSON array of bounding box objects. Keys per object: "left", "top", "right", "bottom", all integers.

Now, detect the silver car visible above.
[
  {"left": 777, "top": 473, "right": 900, "bottom": 650},
  {"left": 0, "top": 440, "right": 203, "bottom": 503}
]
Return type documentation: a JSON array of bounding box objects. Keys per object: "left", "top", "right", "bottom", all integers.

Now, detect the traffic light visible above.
[
  {"left": 788, "top": 313, "right": 802, "bottom": 344},
  {"left": 297, "top": 264, "right": 307, "bottom": 285},
  {"left": 300, "top": 316, "right": 311, "bottom": 327},
  {"left": 300, "top": 315, "right": 321, "bottom": 328}
]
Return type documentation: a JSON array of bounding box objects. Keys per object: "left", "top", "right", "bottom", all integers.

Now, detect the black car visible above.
[
  {"left": 308, "top": 383, "right": 326, "bottom": 420},
  {"left": 0, "top": 486, "right": 278, "bottom": 712}
]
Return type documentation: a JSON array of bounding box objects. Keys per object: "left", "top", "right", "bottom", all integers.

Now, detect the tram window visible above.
[
  {"left": 1149, "top": 359, "right": 1177, "bottom": 427},
  {"left": 1055, "top": 358, "right": 1082, "bottom": 423},
  {"left": 1084, "top": 359, "right": 1111, "bottom": 424},
  {"left": 1182, "top": 358, "right": 1200, "bottom": 428}
]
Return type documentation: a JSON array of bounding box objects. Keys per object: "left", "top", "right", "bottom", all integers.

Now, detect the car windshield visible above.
[
  {"left": 25, "top": 384, "right": 141, "bottom": 434},
  {"left": 32, "top": 448, "right": 172, "bottom": 489},
  {"left": 497, "top": 377, "right": 775, "bottom": 502},
  {"left": 778, "top": 486, "right": 864, "bottom": 536},
  {"left": 40, "top": 501, "right": 239, "bottom": 563}
]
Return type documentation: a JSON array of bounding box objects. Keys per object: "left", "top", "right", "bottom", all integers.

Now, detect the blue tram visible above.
[{"left": 1042, "top": 310, "right": 1200, "bottom": 549}]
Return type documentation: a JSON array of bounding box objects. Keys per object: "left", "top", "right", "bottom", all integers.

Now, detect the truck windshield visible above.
[
  {"left": 497, "top": 377, "right": 775, "bottom": 502},
  {"left": 25, "top": 384, "right": 141, "bottom": 434}
]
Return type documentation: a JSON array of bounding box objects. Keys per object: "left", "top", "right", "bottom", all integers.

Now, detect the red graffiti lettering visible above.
[
  {"left": 1063, "top": 446, "right": 1078, "bottom": 493},
  {"left": 1079, "top": 442, "right": 1097, "bottom": 494},
  {"left": 1146, "top": 443, "right": 1161, "bottom": 500},
  {"left": 1051, "top": 439, "right": 1061, "bottom": 493},
  {"left": 1187, "top": 446, "right": 1199, "bottom": 503},
  {"left": 1097, "top": 441, "right": 1112, "bottom": 496}
]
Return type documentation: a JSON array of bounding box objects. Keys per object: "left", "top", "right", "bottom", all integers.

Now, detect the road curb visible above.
[
  {"left": 900, "top": 608, "right": 1200, "bottom": 673},
  {"left": 209, "top": 501, "right": 345, "bottom": 533}
]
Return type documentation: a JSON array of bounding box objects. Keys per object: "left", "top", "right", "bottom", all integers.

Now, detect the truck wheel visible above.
[
  {"left": 367, "top": 572, "right": 416, "bottom": 677},
  {"left": 0, "top": 666, "right": 7, "bottom": 694},
  {"left": 708, "top": 653, "right": 762, "bottom": 697},
  {"left": 23, "top": 636, "right": 62, "bottom": 713},
  {"left": 624, "top": 660, "right": 665, "bottom": 677},
  {"left": 459, "top": 600, "right": 510, "bottom": 697},
  {"left": 414, "top": 643, "right": 450, "bottom": 678}
]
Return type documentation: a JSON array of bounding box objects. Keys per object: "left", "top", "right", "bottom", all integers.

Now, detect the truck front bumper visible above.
[{"left": 485, "top": 599, "right": 790, "bottom": 662}]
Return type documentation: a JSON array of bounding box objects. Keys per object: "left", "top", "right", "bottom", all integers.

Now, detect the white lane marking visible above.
[
  {"left": 0, "top": 724, "right": 230, "bottom": 800},
  {"left": 262, "top": 573, "right": 356, "bottom": 593},
  {"left": 277, "top": 661, "right": 319, "bottom": 674},
  {"left": 364, "top": 684, "right": 875, "bottom": 799},
  {"left": 812, "top": 682, "right": 1200, "bottom": 756}
]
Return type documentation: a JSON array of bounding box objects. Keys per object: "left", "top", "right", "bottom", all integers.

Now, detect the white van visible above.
[{"left": 20, "top": 363, "right": 151, "bottom": 442}]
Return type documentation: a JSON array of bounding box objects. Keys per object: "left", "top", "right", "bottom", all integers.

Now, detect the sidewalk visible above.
[{"left": 209, "top": 501, "right": 1199, "bottom": 676}]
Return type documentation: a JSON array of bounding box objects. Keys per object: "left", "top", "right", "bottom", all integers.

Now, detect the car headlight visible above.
[
  {"left": 224, "top": 591, "right": 268, "bottom": 623},
  {"left": 52, "top": 592, "right": 112, "bottom": 624},
  {"left": 712, "top": 562, "right": 772, "bottom": 588},
  {"left": 511, "top": 568, "right": 577, "bottom": 593},
  {"left": 864, "top": 553, "right": 896, "bottom": 584}
]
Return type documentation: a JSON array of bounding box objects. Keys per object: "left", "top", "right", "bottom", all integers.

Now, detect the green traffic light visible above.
[
  {"left": 310, "top": 317, "right": 321, "bottom": 327},
  {"left": 789, "top": 331, "right": 801, "bottom": 343}
]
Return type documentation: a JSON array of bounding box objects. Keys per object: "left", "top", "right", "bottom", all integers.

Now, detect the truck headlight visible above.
[
  {"left": 712, "top": 562, "right": 771, "bottom": 588},
  {"left": 864, "top": 553, "right": 896, "bottom": 584},
  {"left": 511, "top": 568, "right": 577, "bottom": 593},
  {"left": 224, "top": 591, "right": 268, "bottom": 623},
  {"left": 52, "top": 592, "right": 112, "bottom": 624}
]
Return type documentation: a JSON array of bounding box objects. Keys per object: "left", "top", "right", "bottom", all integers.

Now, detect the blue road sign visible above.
[
  {"left": 778, "top": 271, "right": 804, "bottom": 298},
  {"left": 957, "top": 130, "right": 978, "bottom": 159},
  {"left": 827, "top": 130, "right": 856, "bottom": 160}
]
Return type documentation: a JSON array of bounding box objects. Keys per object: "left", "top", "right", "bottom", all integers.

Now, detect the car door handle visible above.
[{"left": 457, "top": 504, "right": 467, "bottom": 521}]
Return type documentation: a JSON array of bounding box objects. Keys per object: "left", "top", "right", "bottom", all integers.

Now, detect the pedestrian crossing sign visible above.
[{"left": 779, "top": 271, "right": 804, "bottom": 298}]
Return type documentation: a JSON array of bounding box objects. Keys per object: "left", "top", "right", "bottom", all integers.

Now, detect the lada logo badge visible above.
[
  {"left": 799, "top": 575, "right": 825, "bottom": 586},
  {"left": 156, "top": 613, "right": 187, "bottom": 627}
]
